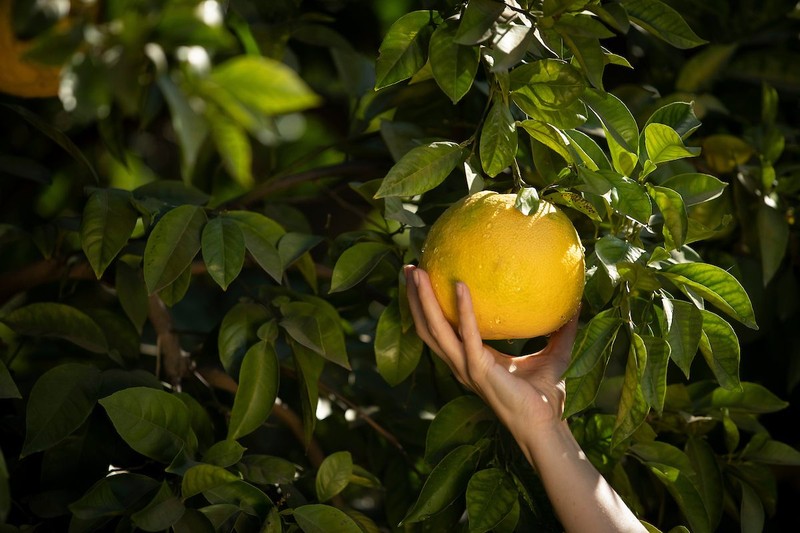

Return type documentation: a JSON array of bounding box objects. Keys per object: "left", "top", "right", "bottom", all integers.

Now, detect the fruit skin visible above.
[
  {"left": 0, "top": 0, "right": 61, "bottom": 98},
  {"left": 419, "top": 191, "right": 585, "bottom": 340}
]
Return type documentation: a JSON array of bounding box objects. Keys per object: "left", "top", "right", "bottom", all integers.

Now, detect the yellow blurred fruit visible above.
[
  {"left": 420, "top": 191, "right": 585, "bottom": 340},
  {"left": 0, "top": 0, "right": 61, "bottom": 98}
]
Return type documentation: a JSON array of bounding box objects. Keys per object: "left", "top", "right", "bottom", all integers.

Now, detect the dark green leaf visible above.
[
  {"left": 741, "top": 436, "right": 800, "bottom": 466},
  {"left": 131, "top": 482, "right": 185, "bottom": 532},
  {"left": 116, "top": 259, "right": 149, "bottom": 332},
  {"left": 202, "top": 216, "right": 245, "bottom": 290},
  {"left": 218, "top": 302, "right": 271, "bottom": 376},
  {"left": 659, "top": 262, "right": 757, "bottom": 329},
  {"left": 660, "top": 173, "right": 726, "bottom": 206},
  {"left": 81, "top": 189, "right": 138, "bottom": 278},
  {"left": 566, "top": 129, "right": 611, "bottom": 170},
  {"left": 158, "top": 263, "right": 191, "bottom": 307},
  {"left": 623, "top": 0, "right": 707, "bottom": 49},
  {"left": 561, "top": 33, "right": 605, "bottom": 90},
  {"left": 374, "top": 142, "right": 468, "bottom": 198},
  {"left": 708, "top": 382, "right": 787, "bottom": 414},
  {"left": 425, "top": 395, "right": 494, "bottom": 463},
  {"left": 648, "top": 184, "right": 687, "bottom": 251},
  {"left": 1, "top": 302, "right": 108, "bottom": 353},
  {"left": 228, "top": 341, "right": 280, "bottom": 440},
  {"left": 454, "top": 0, "right": 504, "bottom": 44},
  {"left": 330, "top": 242, "right": 393, "bottom": 293},
  {"left": 375, "top": 299, "right": 423, "bottom": 386},
  {"left": 280, "top": 301, "right": 350, "bottom": 369},
  {"left": 518, "top": 120, "right": 573, "bottom": 163},
  {"left": 69, "top": 473, "right": 159, "bottom": 520},
  {"left": 316, "top": 451, "right": 353, "bottom": 502},
  {"left": 100, "top": 387, "right": 198, "bottom": 463},
  {"left": 375, "top": 11, "right": 435, "bottom": 89},
  {"left": 157, "top": 75, "right": 209, "bottom": 180},
  {"left": 466, "top": 468, "right": 518, "bottom": 533},
  {"left": 581, "top": 88, "right": 638, "bottom": 153},
  {"left": 237, "top": 455, "right": 297, "bottom": 485},
  {"left": 292, "top": 341, "right": 325, "bottom": 447},
  {"left": 613, "top": 332, "right": 649, "bottom": 447},
  {"left": 133, "top": 181, "right": 211, "bottom": 207},
  {"left": 402, "top": 444, "right": 481, "bottom": 524},
  {"left": 641, "top": 335, "right": 670, "bottom": 413},
  {"left": 202, "top": 440, "right": 246, "bottom": 468},
  {"left": 480, "top": 98, "right": 517, "bottom": 177},
  {"left": 226, "top": 210, "right": 285, "bottom": 283},
  {"left": 278, "top": 232, "right": 323, "bottom": 270},
  {"left": 698, "top": 309, "right": 740, "bottom": 391},
  {"left": 294, "top": 504, "right": 362, "bottom": 533},
  {"left": 429, "top": 20, "right": 480, "bottom": 103},
  {"left": 143, "top": 205, "right": 206, "bottom": 294},
  {"left": 740, "top": 481, "right": 765, "bottom": 533},
  {"left": 0, "top": 360, "right": 20, "bottom": 399},
  {"left": 564, "top": 309, "right": 622, "bottom": 377},
  {"left": 594, "top": 235, "right": 644, "bottom": 284},
  {"left": 22, "top": 364, "right": 100, "bottom": 457},
  {"left": 181, "top": 464, "right": 240, "bottom": 499},
  {"left": 757, "top": 203, "right": 789, "bottom": 286},
  {"left": 663, "top": 298, "right": 703, "bottom": 378},
  {"left": 686, "top": 437, "right": 723, "bottom": 530},
  {"left": 564, "top": 353, "right": 609, "bottom": 417}
]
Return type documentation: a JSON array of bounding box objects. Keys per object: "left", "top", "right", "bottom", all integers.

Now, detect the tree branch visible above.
[{"left": 147, "top": 294, "right": 193, "bottom": 389}]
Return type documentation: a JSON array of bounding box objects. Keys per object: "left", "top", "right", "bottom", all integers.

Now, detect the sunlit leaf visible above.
[
  {"left": 594, "top": 235, "right": 645, "bottom": 284},
  {"left": 207, "top": 107, "right": 253, "bottom": 188},
  {"left": 480, "top": 98, "right": 517, "bottom": 177},
  {"left": 375, "top": 11, "right": 435, "bottom": 89},
  {"left": 181, "top": 464, "right": 240, "bottom": 499},
  {"left": 429, "top": 20, "right": 480, "bottom": 103},
  {"left": 663, "top": 298, "right": 703, "bottom": 378},
  {"left": 644, "top": 123, "right": 701, "bottom": 166},
  {"left": 510, "top": 59, "right": 585, "bottom": 110},
  {"left": 660, "top": 173, "right": 726, "bottom": 206},
  {"left": 374, "top": 142, "right": 468, "bottom": 198},
  {"left": 624, "top": 0, "right": 708, "bottom": 49},
  {"left": 454, "top": 0, "right": 504, "bottom": 44},
  {"left": 699, "top": 309, "right": 741, "bottom": 391},
  {"left": 648, "top": 184, "right": 687, "bottom": 250},
  {"left": 644, "top": 101, "right": 702, "bottom": 139},
  {"left": 228, "top": 341, "right": 280, "bottom": 441}
]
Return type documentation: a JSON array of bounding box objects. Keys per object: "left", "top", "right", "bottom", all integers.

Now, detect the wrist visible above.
[{"left": 508, "top": 416, "right": 575, "bottom": 467}]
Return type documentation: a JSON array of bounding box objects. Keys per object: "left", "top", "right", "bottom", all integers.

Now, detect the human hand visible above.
[{"left": 404, "top": 265, "right": 580, "bottom": 436}]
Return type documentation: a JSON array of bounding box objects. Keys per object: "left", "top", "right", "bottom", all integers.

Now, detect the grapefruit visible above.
[{"left": 419, "top": 191, "right": 585, "bottom": 340}]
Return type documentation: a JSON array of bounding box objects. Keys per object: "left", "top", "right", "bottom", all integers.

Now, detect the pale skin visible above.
[{"left": 404, "top": 265, "right": 646, "bottom": 533}]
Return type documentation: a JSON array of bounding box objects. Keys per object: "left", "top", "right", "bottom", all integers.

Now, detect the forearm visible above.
[{"left": 511, "top": 419, "right": 646, "bottom": 533}]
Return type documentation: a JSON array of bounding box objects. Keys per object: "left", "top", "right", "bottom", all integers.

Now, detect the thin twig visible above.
[{"left": 147, "top": 294, "right": 192, "bottom": 389}]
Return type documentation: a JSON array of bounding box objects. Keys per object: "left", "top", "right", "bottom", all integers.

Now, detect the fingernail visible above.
[
  {"left": 412, "top": 269, "right": 420, "bottom": 287},
  {"left": 456, "top": 281, "right": 465, "bottom": 297}
]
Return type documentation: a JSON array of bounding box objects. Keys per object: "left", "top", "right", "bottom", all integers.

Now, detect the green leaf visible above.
[
  {"left": 202, "top": 440, "right": 246, "bottom": 468},
  {"left": 566, "top": 129, "right": 611, "bottom": 170},
  {"left": 644, "top": 123, "right": 701, "bottom": 166},
  {"left": 280, "top": 301, "right": 350, "bottom": 369},
  {"left": 157, "top": 75, "right": 209, "bottom": 181},
  {"left": 292, "top": 341, "right": 325, "bottom": 447},
  {"left": 228, "top": 341, "right": 280, "bottom": 441},
  {"left": 660, "top": 173, "right": 726, "bottom": 206},
  {"left": 544, "top": 190, "right": 602, "bottom": 221},
  {"left": 564, "top": 353, "right": 609, "bottom": 417},
  {"left": 517, "top": 98, "right": 588, "bottom": 129},
  {"left": 218, "top": 302, "right": 271, "bottom": 377},
  {"left": 0, "top": 360, "right": 20, "bottom": 399},
  {"left": 757, "top": 203, "right": 789, "bottom": 286},
  {"left": 202, "top": 216, "right": 245, "bottom": 290},
  {"left": 613, "top": 332, "right": 649, "bottom": 447},
  {"left": 510, "top": 59, "right": 586, "bottom": 110},
  {"left": 518, "top": 120, "right": 573, "bottom": 163},
  {"left": 589, "top": 169, "right": 651, "bottom": 223},
  {"left": 237, "top": 455, "right": 297, "bottom": 485},
  {"left": 514, "top": 187, "right": 540, "bottom": 216},
  {"left": 81, "top": 189, "right": 138, "bottom": 278},
  {"left": 21, "top": 363, "right": 100, "bottom": 457},
  {"left": 375, "top": 299, "right": 423, "bottom": 386},
  {"left": 698, "top": 309, "right": 741, "bottom": 391},
  {"left": 100, "top": 387, "right": 198, "bottom": 463},
  {"left": 741, "top": 436, "right": 800, "bottom": 466},
  {"left": 644, "top": 101, "right": 702, "bottom": 139},
  {"left": 202, "top": 480, "right": 270, "bottom": 517},
  {"left": 707, "top": 382, "right": 788, "bottom": 414},
  {"left": 594, "top": 235, "right": 644, "bottom": 284},
  {"left": 485, "top": 22, "right": 536, "bottom": 72},
  {"left": 115, "top": 259, "right": 149, "bottom": 332},
  {"left": 143, "top": 205, "right": 207, "bottom": 294},
  {"left": 1, "top": 302, "right": 108, "bottom": 353},
  {"left": 158, "top": 263, "right": 191, "bottom": 307},
  {"left": 330, "top": 242, "right": 393, "bottom": 293},
  {"left": 425, "top": 395, "right": 494, "bottom": 463},
  {"left": 641, "top": 335, "right": 670, "bottom": 413},
  {"left": 561, "top": 34, "right": 606, "bottom": 90},
  {"left": 134, "top": 181, "right": 211, "bottom": 207},
  {"left": 278, "top": 232, "right": 323, "bottom": 270},
  {"left": 480, "top": 98, "right": 517, "bottom": 177},
  {"left": 465, "top": 468, "right": 518, "bottom": 533},
  {"left": 623, "top": 0, "right": 708, "bottom": 49},
  {"left": 375, "top": 11, "right": 435, "bottom": 89},
  {"left": 226, "top": 210, "right": 286, "bottom": 283},
  {"left": 402, "top": 444, "right": 481, "bottom": 524},
  {"left": 294, "top": 504, "right": 362, "bottom": 533},
  {"left": 663, "top": 298, "right": 703, "bottom": 378},
  {"left": 316, "top": 451, "right": 353, "bottom": 502},
  {"left": 374, "top": 142, "right": 468, "bottom": 198},
  {"left": 565, "top": 309, "right": 622, "bottom": 377},
  {"left": 676, "top": 44, "right": 737, "bottom": 93},
  {"left": 454, "top": 0, "right": 504, "bottom": 44},
  {"left": 686, "top": 437, "right": 723, "bottom": 530},
  {"left": 208, "top": 108, "right": 253, "bottom": 189},
  {"left": 581, "top": 88, "right": 638, "bottom": 153},
  {"left": 131, "top": 482, "right": 186, "bottom": 532},
  {"left": 659, "top": 262, "right": 757, "bottom": 329},
  {"left": 69, "top": 473, "right": 160, "bottom": 520},
  {"left": 181, "top": 464, "right": 240, "bottom": 499},
  {"left": 740, "top": 481, "right": 765, "bottom": 533},
  {"left": 429, "top": 20, "right": 480, "bottom": 103},
  {"left": 648, "top": 184, "right": 687, "bottom": 251},
  {"left": 210, "top": 56, "right": 321, "bottom": 116}
]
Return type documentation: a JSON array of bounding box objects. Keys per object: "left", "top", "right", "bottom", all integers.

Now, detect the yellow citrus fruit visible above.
[
  {"left": 420, "top": 191, "right": 585, "bottom": 340},
  {"left": 0, "top": 0, "right": 61, "bottom": 98}
]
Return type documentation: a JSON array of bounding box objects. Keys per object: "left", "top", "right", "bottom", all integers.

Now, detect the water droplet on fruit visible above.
[{"left": 433, "top": 247, "right": 439, "bottom": 255}]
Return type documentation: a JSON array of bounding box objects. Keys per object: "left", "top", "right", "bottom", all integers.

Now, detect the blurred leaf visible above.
[
  {"left": 480, "top": 98, "right": 517, "bottom": 177},
  {"left": 429, "top": 20, "right": 479, "bottom": 103},
  {"left": 698, "top": 309, "right": 740, "bottom": 391},
  {"left": 280, "top": 301, "right": 350, "bottom": 369},
  {"left": 134, "top": 181, "right": 210, "bottom": 207},
  {"left": 69, "top": 473, "right": 160, "bottom": 520},
  {"left": 292, "top": 341, "right": 324, "bottom": 447},
  {"left": 375, "top": 299, "right": 423, "bottom": 386},
  {"left": 316, "top": 451, "right": 353, "bottom": 502},
  {"left": 465, "top": 468, "right": 518, "bottom": 533},
  {"left": 425, "top": 395, "right": 494, "bottom": 463},
  {"left": 228, "top": 341, "right": 280, "bottom": 441},
  {"left": 663, "top": 298, "right": 702, "bottom": 378},
  {"left": 623, "top": 0, "right": 708, "bottom": 49},
  {"left": 454, "top": 0, "right": 504, "bottom": 44},
  {"left": 22, "top": 364, "right": 100, "bottom": 457},
  {"left": 374, "top": 142, "right": 468, "bottom": 198},
  {"left": 81, "top": 189, "right": 138, "bottom": 278},
  {"left": 218, "top": 302, "right": 270, "bottom": 376},
  {"left": 659, "top": 262, "right": 757, "bottom": 329},
  {"left": 100, "top": 387, "right": 198, "bottom": 463},
  {"left": 1, "top": 302, "right": 108, "bottom": 353},
  {"left": 157, "top": 75, "right": 209, "bottom": 181},
  {"left": 701, "top": 134, "right": 753, "bottom": 174},
  {"left": 207, "top": 107, "right": 253, "bottom": 189},
  {"left": 330, "top": 242, "right": 393, "bottom": 293},
  {"left": 676, "top": 44, "right": 737, "bottom": 93},
  {"left": 741, "top": 436, "right": 800, "bottom": 466},
  {"left": 686, "top": 437, "right": 723, "bottom": 530},
  {"left": 294, "top": 504, "right": 362, "bottom": 533},
  {"left": 202, "top": 216, "right": 245, "bottom": 290},
  {"left": 131, "top": 482, "right": 185, "bottom": 533},
  {"left": 202, "top": 440, "right": 246, "bottom": 468},
  {"left": 510, "top": 59, "right": 586, "bottom": 110},
  {"left": 143, "top": 205, "right": 206, "bottom": 294},
  {"left": 613, "top": 332, "right": 649, "bottom": 447},
  {"left": 0, "top": 360, "right": 20, "bottom": 399},
  {"left": 739, "top": 481, "right": 765, "bottom": 533},
  {"left": 757, "top": 203, "right": 789, "bottom": 286},
  {"left": 375, "top": 11, "right": 435, "bottom": 89},
  {"left": 402, "top": 444, "right": 481, "bottom": 524}
]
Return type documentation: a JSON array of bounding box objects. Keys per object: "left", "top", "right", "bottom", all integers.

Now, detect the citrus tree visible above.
[{"left": 1, "top": 0, "right": 799, "bottom": 532}]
